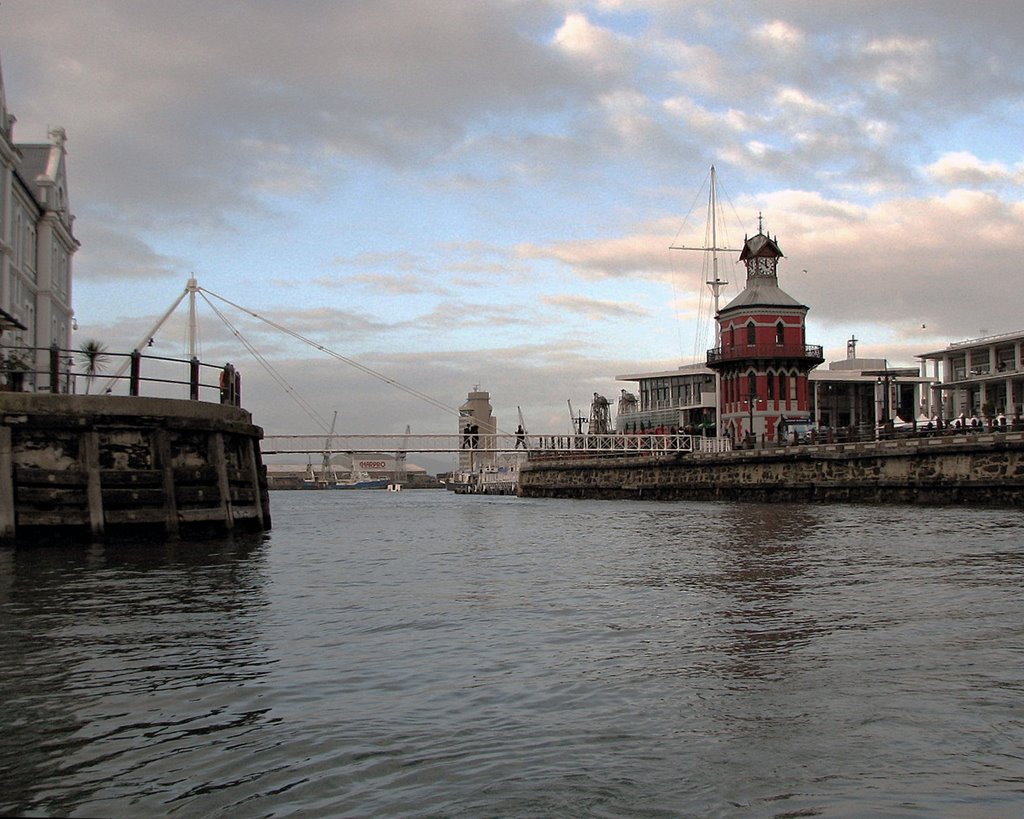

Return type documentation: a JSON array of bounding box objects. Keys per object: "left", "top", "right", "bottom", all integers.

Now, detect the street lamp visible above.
[{"left": 876, "top": 370, "right": 896, "bottom": 438}]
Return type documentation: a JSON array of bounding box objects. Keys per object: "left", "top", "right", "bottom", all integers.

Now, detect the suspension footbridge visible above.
[{"left": 260, "top": 432, "right": 730, "bottom": 456}]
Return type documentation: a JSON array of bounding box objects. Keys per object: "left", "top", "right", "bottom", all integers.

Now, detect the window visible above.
[
  {"left": 776, "top": 321, "right": 785, "bottom": 344},
  {"left": 951, "top": 355, "right": 966, "bottom": 381},
  {"left": 13, "top": 209, "right": 22, "bottom": 267},
  {"left": 747, "top": 321, "right": 756, "bottom": 345},
  {"left": 26, "top": 225, "right": 37, "bottom": 278},
  {"left": 767, "top": 372, "right": 775, "bottom": 399},
  {"left": 748, "top": 372, "right": 757, "bottom": 399}
]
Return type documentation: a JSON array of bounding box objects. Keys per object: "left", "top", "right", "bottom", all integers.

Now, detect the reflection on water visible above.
[
  {"left": 0, "top": 535, "right": 274, "bottom": 815},
  {"left": 2, "top": 494, "right": 1023, "bottom": 817}
]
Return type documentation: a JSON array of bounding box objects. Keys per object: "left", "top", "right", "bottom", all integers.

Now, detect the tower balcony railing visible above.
[{"left": 706, "top": 343, "right": 824, "bottom": 365}]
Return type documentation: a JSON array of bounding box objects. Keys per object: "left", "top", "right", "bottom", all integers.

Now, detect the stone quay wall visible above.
[
  {"left": 1, "top": 393, "right": 271, "bottom": 543},
  {"left": 518, "top": 432, "right": 1024, "bottom": 506}
]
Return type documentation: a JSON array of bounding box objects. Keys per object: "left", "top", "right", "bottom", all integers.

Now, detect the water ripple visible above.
[{"left": 2, "top": 495, "right": 1023, "bottom": 816}]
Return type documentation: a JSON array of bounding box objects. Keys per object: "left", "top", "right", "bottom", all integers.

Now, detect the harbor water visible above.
[{"left": 1, "top": 491, "right": 1023, "bottom": 817}]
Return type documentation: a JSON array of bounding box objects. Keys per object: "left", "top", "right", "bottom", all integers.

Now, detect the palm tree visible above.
[{"left": 78, "top": 340, "right": 109, "bottom": 394}]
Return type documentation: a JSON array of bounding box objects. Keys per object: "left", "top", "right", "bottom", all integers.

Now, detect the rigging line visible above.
[
  {"left": 198, "top": 292, "right": 333, "bottom": 433},
  {"left": 668, "top": 169, "right": 711, "bottom": 247},
  {"left": 199, "top": 294, "right": 332, "bottom": 432},
  {"left": 715, "top": 173, "right": 744, "bottom": 264},
  {"left": 694, "top": 187, "right": 720, "bottom": 362},
  {"left": 668, "top": 248, "right": 685, "bottom": 361},
  {"left": 669, "top": 168, "right": 713, "bottom": 362},
  {"left": 693, "top": 250, "right": 710, "bottom": 363},
  {"left": 198, "top": 287, "right": 464, "bottom": 420}
]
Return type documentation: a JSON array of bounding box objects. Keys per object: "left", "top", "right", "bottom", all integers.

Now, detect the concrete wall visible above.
[
  {"left": 519, "top": 432, "right": 1024, "bottom": 506},
  {"left": 1, "top": 393, "right": 271, "bottom": 542}
]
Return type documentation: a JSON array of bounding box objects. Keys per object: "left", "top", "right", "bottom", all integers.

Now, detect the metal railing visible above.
[
  {"left": 0, "top": 344, "right": 242, "bottom": 405},
  {"left": 735, "top": 417, "right": 1024, "bottom": 450},
  {"left": 706, "top": 343, "right": 824, "bottom": 364},
  {"left": 261, "top": 432, "right": 733, "bottom": 456}
]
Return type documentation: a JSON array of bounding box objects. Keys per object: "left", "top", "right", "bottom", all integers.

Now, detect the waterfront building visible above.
[
  {"left": 458, "top": 387, "right": 497, "bottom": 469},
  {"left": 705, "top": 225, "right": 823, "bottom": 443},
  {"left": 0, "top": 53, "right": 78, "bottom": 391},
  {"left": 809, "top": 336, "right": 933, "bottom": 434},
  {"left": 918, "top": 330, "right": 1024, "bottom": 422},
  {"left": 265, "top": 458, "right": 433, "bottom": 490},
  {"left": 614, "top": 363, "right": 717, "bottom": 434}
]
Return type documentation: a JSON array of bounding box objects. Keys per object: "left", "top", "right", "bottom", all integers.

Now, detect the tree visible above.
[{"left": 78, "top": 340, "right": 109, "bottom": 394}]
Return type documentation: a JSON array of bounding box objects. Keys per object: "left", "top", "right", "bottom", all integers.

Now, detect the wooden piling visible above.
[{"left": 0, "top": 426, "right": 14, "bottom": 540}]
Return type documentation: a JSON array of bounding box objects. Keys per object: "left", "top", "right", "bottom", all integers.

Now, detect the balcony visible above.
[{"left": 706, "top": 343, "right": 824, "bottom": 366}]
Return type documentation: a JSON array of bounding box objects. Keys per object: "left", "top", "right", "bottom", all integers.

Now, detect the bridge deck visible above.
[{"left": 260, "top": 433, "right": 730, "bottom": 455}]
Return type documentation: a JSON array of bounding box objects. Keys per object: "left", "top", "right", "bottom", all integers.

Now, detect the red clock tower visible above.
[{"left": 706, "top": 223, "right": 823, "bottom": 444}]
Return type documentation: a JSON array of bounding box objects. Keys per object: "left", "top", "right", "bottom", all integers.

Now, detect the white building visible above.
[
  {"left": 615, "top": 362, "right": 717, "bottom": 433},
  {"left": 0, "top": 53, "right": 78, "bottom": 391},
  {"left": 809, "top": 336, "right": 933, "bottom": 434},
  {"left": 918, "top": 330, "right": 1024, "bottom": 422}
]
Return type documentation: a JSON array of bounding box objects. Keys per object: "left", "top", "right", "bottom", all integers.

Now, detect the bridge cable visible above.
[
  {"left": 198, "top": 286, "right": 468, "bottom": 423},
  {"left": 197, "top": 291, "right": 335, "bottom": 433}
]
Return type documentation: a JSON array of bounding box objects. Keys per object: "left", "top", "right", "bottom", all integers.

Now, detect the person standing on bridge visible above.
[{"left": 515, "top": 424, "right": 526, "bottom": 449}]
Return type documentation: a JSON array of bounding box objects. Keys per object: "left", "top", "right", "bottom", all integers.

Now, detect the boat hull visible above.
[{"left": 302, "top": 479, "right": 389, "bottom": 490}]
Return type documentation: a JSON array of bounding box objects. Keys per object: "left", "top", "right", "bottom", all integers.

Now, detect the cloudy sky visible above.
[{"left": 4, "top": 0, "right": 1023, "bottom": 444}]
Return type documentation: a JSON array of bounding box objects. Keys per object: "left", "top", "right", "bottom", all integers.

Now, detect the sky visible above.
[{"left": 3, "top": 0, "right": 1024, "bottom": 448}]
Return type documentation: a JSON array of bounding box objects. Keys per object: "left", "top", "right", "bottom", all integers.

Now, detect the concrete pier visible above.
[
  {"left": 519, "top": 431, "right": 1024, "bottom": 506},
  {"left": 1, "top": 393, "right": 271, "bottom": 543}
]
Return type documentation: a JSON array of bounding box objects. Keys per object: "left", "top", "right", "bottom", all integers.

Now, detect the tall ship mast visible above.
[{"left": 665, "top": 166, "right": 742, "bottom": 435}]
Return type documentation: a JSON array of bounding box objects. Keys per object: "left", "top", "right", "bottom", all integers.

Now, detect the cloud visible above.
[
  {"left": 518, "top": 181, "right": 1024, "bottom": 349},
  {"left": 345, "top": 273, "right": 441, "bottom": 297},
  {"left": 752, "top": 188, "right": 1024, "bottom": 339},
  {"left": 542, "top": 294, "right": 649, "bottom": 320},
  {"left": 751, "top": 20, "right": 807, "bottom": 53},
  {"left": 861, "top": 36, "right": 936, "bottom": 93},
  {"left": 3, "top": 0, "right": 592, "bottom": 260},
  {"left": 553, "top": 12, "right": 630, "bottom": 73},
  {"left": 773, "top": 87, "right": 833, "bottom": 117},
  {"left": 517, "top": 223, "right": 681, "bottom": 281},
  {"left": 923, "top": 152, "right": 1023, "bottom": 187},
  {"left": 72, "top": 223, "right": 189, "bottom": 282}
]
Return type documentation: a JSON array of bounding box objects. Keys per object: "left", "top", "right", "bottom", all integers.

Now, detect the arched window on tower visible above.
[
  {"left": 747, "top": 321, "right": 756, "bottom": 346},
  {"left": 776, "top": 321, "right": 785, "bottom": 345},
  {"left": 747, "top": 372, "right": 757, "bottom": 400},
  {"left": 766, "top": 370, "right": 776, "bottom": 399}
]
